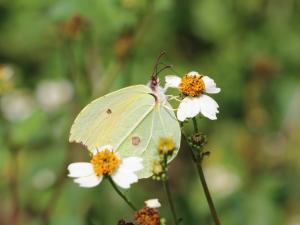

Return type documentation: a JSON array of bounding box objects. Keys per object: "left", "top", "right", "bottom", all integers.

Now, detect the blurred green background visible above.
[{"left": 1, "top": 0, "right": 300, "bottom": 224}]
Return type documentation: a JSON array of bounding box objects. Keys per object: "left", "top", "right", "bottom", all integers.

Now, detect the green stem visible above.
[
  {"left": 189, "top": 118, "right": 222, "bottom": 225},
  {"left": 108, "top": 177, "right": 137, "bottom": 211},
  {"left": 162, "top": 156, "right": 180, "bottom": 225},
  {"left": 192, "top": 117, "right": 199, "bottom": 133},
  {"left": 195, "top": 163, "right": 221, "bottom": 225}
]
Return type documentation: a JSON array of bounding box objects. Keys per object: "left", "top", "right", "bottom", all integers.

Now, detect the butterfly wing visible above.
[
  {"left": 69, "top": 85, "right": 155, "bottom": 150},
  {"left": 117, "top": 102, "right": 181, "bottom": 178}
]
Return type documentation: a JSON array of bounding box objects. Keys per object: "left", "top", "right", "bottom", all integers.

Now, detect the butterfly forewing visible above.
[{"left": 69, "top": 85, "right": 155, "bottom": 150}]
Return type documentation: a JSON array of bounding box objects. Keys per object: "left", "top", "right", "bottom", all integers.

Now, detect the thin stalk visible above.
[
  {"left": 162, "top": 179, "right": 179, "bottom": 225},
  {"left": 108, "top": 177, "right": 137, "bottom": 211},
  {"left": 3, "top": 121, "right": 20, "bottom": 225},
  {"left": 9, "top": 148, "right": 20, "bottom": 225},
  {"left": 192, "top": 117, "right": 199, "bottom": 133},
  {"left": 162, "top": 155, "right": 179, "bottom": 225},
  {"left": 189, "top": 118, "right": 222, "bottom": 225},
  {"left": 195, "top": 163, "right": 221, "bottom": 225}
]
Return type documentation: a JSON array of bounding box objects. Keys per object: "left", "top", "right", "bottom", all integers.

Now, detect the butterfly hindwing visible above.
[{"left": 118, "top": 102, "right": 181, "bottom": 178}]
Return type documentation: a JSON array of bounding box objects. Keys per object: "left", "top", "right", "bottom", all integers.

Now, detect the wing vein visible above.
[
  {"left": 115, "top": 102, "right": 155, "bottom": 150},
  {"left": 143, "top": 109, "right": 156, "bottom": 153},
  {"left": 84, "top": 94, "right": 143, "bottom": 148}
]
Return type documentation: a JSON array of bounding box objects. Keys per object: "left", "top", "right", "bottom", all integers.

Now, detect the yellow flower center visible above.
[
  {"left": 158, "top": 137, "right": 175, "bottom": 154},
  {"left": 179, "top": 74, "right": 205, "bottom": 97},
  {"left": 90, "top": 150, "right": 120, "bottom": 176}
]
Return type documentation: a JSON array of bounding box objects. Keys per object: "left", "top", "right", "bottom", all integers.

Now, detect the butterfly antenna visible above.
[
  {"left": 152, "top": 51, "right": 166, "bottom": 79},
  {"left": 157, "top": 65, "right": 173, "bottom": 75},
  {"left": 157, "top": 62, "right": 180, "bottom": 75}
]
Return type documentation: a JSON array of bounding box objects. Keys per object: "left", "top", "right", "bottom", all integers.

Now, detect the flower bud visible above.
[
  {"left": 188, "top": 132, "right": 207, "bottom": 148},
  {"left": 158, "top": 137, "right": 175, "bottom": 155},
  {"left": 152, "top": 162, "right": 163, "bottom": 175}
]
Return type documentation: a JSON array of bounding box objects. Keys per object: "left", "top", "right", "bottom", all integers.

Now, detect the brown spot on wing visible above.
[
  {"left": 132, "top": 136, "right": 141, "bottom": 146},
  {"left": 106, "top": 109, "right": 112, "bottom": 114}
]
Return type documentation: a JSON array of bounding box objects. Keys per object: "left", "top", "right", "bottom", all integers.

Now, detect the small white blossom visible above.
[
  {"left": 0, "top": 64, "right": 14, "bottom": 80},
  {"left": 165, "top": 71, "right": 221, "bottom": 121},
  {"left": 145, "top": 199, "right": 161, "bottom": 208},
  {"left": 32, "top": 169, "right": 56, "bottom": 189},
  {"left": 0, "top": 91, "right": 35, "bottom": 122},
  {"left": 35, "top": 80, "right": 74, "bottom": 112},
  {"left": 68, "top": 145, "right": 143, "bottom": 189},
  {"left": 205, "top": 165, "right": 240, "bottom": 197}
]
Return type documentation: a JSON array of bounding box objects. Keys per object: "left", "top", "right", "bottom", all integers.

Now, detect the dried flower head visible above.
[
  {"left": 60, "top": 14, "right": 85, "bottom": 38},
  {"left": 134, "top": 207, "right": 160, "bottom": 225}
]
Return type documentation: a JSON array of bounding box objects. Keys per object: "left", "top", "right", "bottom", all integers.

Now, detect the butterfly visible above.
[{"left": 69, "top": 53, "right": 181, "bottom": 178}]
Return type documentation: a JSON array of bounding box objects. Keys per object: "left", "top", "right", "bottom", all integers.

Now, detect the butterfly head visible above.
[
  {"left": 150, "top": 51, "right": 172, "bottom": 90},
  {"left": 149, "top": 76, "right": 160, "bottom": 91},
  {"left": 148, "top": 51, "right": 172, "bottom": 104}
]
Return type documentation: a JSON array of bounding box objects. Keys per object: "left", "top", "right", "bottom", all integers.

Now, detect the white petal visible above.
[
  {"left": 198, "top": 95, "right": 219, "bottom": 120},
  {"left": 92, "top": 148, "right": 98, "bottom": 155},
  {"left": 121, "top": 157, "right": 143, "bottom": 172},
  {"left": 187, "top": 71, "right": 200, "bottom": 77},
  {"left": 74, "top": 174, "right": 102, "bottom": 188},
  {"left": 93, "top": 144, "right": 114, "bottom": 155},
  {"left": 145, "top": 199, "right": 161, "bottom": 208},
  {"left": 165, "top": 75, "right": 181, "bottom": 88},
  {"left": 98, "top": 144, "right": 113, "bottom": 152},
  {"left": 112, "top": 168, "right": 138, "bottom": 189},
  {"left": 177, "top": 97, "right": 201, "bottom": 121},
  {"left": 67, "top": 162, "right": 94, "bottom": 178},
  {"left": 202, "top": 76, "right": 221, "bottom": 94}
]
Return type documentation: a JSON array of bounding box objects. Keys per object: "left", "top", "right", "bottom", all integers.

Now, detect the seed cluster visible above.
[
  {"left": 179, "top": 74, "right": 205, "bottom": 97},
  {"left": 91, "top": 150, "right": 120, "bottom": 176},
  {"left": 134, "top": 207, "right": 160, "bottom": 225}
]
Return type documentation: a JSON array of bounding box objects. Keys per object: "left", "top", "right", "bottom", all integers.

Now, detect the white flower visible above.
[
  {"left": 205, "top": 165, "right": 240, "bottom": 197},
  {"left": 68, "top": 145, "right": 143, "bottom": 189},
  {"left": 35, "top": 80, "right": 74, "bottom": 112},
  {"left": 165, "top": 71, "right": 221, "bottom": 121},
  {"left": 32, "top": 169, "right": 56, "bottom": 190},
  {"left": 145, "top": 199, "right": 161, "bottom": 208},
  {"left": 0, "top": 64, "right": 14, "bottom": 80},
  {"left": 0, "top": 91, "right": 35, "bottom": 122}
]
